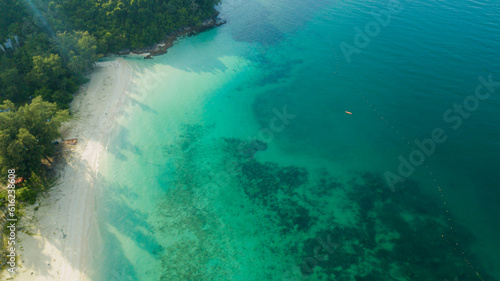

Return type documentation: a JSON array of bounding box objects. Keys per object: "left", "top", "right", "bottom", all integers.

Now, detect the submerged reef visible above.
[
  {"left": 298, "top": 173, "right": 488, "bottom": 280},
  {"left": 151, "top": 124, "right": 492, "bottom": 281},
  {"left": 231, "top": 138, "right": 312, "bottom": 233},
  {"left": 232, "top": 140, "right": 490, "bottom": 280}
]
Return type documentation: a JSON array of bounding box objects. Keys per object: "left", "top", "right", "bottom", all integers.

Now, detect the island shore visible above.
[
  {"left": 3, "top": 58, "right": 132, "bottom": 281},
  {"left": 118, "top": 11, "right": 226, "bottom": 58}
]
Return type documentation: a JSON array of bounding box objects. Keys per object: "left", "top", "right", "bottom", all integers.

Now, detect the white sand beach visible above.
[{"left": 2, "top": 58, "right": 131, "bottom": 281}]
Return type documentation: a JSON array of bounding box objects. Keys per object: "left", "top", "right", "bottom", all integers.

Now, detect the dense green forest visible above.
[
  {"left": 0, "top": 0, "right": 221, "bottom": 194},
  {"left": 0, "top": 0, "right": 221, "bottom": 108},
  {"left": 0, "top": 97, "right": 68, "bottom": 203}
]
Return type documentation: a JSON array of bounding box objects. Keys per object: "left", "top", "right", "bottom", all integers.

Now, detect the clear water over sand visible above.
[{"left": 90, "top": 0, "right": 500, "bottom": 280}]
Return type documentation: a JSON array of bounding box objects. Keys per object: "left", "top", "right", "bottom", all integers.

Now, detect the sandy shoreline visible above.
[{"left": 2, "top": 58, "right": 132, "bottom": 281}]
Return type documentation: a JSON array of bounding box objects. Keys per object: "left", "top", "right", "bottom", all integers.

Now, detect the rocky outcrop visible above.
[
  {"left": 116, "top": 48, "right": 131, "bottom": 56},
  {"left": 118, "top": 12, "right": 227, "bottom": 58}
]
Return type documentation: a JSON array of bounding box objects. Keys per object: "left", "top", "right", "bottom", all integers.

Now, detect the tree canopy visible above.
[
  {"left": 0, "top": 0, "right": 221, "bottom": 108},
  {"left": 0, "top": 0, "right": 221, "bottom": 200},
  {"left": 0, "top": 97, "right": 68, "bottom": 178}
]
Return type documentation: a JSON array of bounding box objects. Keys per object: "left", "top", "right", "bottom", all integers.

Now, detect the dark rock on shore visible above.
[
  {"left": 126, "top": 12, "right": 226, "bottom": 59},
  {"left": 117, "top": 48, "right": 131, "bottom": 56}
]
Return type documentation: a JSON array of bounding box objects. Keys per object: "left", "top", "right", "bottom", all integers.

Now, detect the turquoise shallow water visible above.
[{"left": 90, "top": 0, "right": 500, "bottom": 280}]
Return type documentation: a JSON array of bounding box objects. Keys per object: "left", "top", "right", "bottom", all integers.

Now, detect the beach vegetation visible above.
[
  {"left": 0, "top": 97, "right": 68, "bottom": 180},
  {"left": 0, "top": 0, "right": 221, "bottom": 109},
  {"left": 0, "top": 0, "right": 222, "bottom": 271},
  {"left": 0, "top": 0, "right": 221, "bottom": 220}
]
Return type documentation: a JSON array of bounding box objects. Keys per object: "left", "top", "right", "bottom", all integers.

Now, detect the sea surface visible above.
[{"left": 89, "top": 0, "right": 500, "bottom": 280}]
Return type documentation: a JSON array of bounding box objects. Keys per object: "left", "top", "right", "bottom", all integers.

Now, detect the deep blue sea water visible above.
[{"left": 90, "top": 0, "right": 500, "bottom": 280}]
